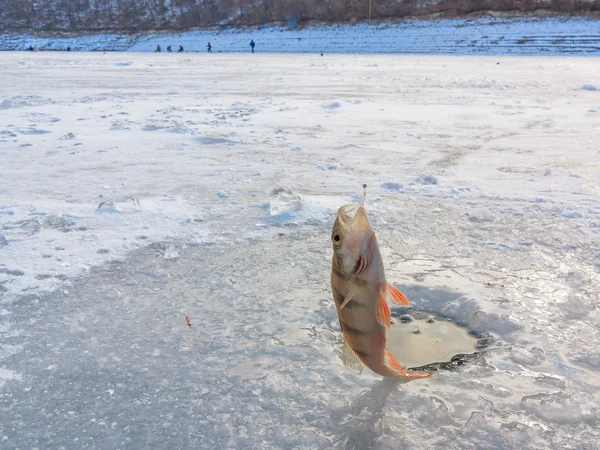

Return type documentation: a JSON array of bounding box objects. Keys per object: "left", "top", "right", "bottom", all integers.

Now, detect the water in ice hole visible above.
[{"left": 387, "top": 308, "right": 490, "bottom": 372}]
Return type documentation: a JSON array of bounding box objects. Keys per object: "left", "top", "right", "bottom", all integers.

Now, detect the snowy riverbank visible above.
[{"left": 2, "top": 17, "right": 600, "bottom": 54}]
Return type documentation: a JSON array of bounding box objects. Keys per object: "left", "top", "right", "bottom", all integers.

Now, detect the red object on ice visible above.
[{"left": 185, "top": 316, "right": 191, "bottom": 327}]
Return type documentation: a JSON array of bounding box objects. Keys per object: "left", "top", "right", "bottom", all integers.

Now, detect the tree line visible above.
[{"left": 2, "top": 0, "right": 599, "bottom": 33}]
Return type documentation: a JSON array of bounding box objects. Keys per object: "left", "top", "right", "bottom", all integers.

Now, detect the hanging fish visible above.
[{"left": 330, "top": 188, "right": 432, "bottom": 380}]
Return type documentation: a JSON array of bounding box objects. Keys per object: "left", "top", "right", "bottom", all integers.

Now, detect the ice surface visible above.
[{"left": 1, "top": 52, "right": 600, "bottom": 448}]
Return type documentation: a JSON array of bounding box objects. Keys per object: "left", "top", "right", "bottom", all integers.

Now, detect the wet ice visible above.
[{"left": 1, "top": 52, "right": 599, "bottom": 449}]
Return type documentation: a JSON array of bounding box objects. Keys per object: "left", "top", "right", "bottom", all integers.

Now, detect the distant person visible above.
[
  {"left": 207, "top": 42, "right": 212, "bottom": 53},
  {"left": 167, "top": 45, "right": 172, "bottom": 53},
  {"left": 249, "top": 40, "right": 255, "bottom": 53},
  {"left": 28, "top": 45, "right": 34, "bottom": 51},
  {"left": 67, "top": 46, "right": 71, "bottom": 52},
  {"left": 178, "top": 45, "right": 184, "bottom": 53},
  {"left": 33, "top": 44, "right": 39, "bottom": 52},
  {"left": 155, "top": 45, "right": 161, "bottom": 53}
]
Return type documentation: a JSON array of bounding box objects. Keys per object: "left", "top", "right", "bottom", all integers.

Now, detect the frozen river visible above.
[{"left": 1, "top": 53, "right": 599, "bottom": 448}]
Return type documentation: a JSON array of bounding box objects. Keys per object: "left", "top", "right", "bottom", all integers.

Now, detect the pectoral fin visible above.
[
  {"left": 339, "top": 285, "right": 357, "bottom": 310},
  {"left": 342, "top": 338, "right": 365, "bottom": 375},
  {"left": 377, "top": 290, "right": 391, "bottom": 328},
  {"left": 386, "top": 283, "right": 410, "bottom": 306}
]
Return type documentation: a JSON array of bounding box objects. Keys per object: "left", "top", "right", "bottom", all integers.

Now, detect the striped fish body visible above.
[{"left": 330, "top": 202, "right": 432, "bottom": 380}]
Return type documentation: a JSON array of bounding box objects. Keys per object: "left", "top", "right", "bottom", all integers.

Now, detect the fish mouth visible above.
[
  {"left": 337, "top": 203, "right": 370, "bottom": 230},
  {"left": 338, "top": 203, "right": 361, "bottom": 224}
]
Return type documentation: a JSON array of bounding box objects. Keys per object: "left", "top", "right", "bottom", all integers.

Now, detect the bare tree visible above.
[{"left": 1, "top": 0, "right": 598, "bottom": 33}]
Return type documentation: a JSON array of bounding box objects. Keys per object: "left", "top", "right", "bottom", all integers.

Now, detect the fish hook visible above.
[{"left": 360, "top": 184, "right": 367, "bottom": 206}]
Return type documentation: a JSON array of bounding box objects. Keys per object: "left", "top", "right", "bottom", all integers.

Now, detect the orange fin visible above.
[
  {"left": 384, "top": 349, "right": 405, "bottom": 372},
  {"left": 385, "top": 349, "right": 433, "bottom": 379},
  {"left": 386, "top": 283, "right": 410, "bottom": 306},
  {"left": 377, "top": 291, "right": 391, "bottom": 328}
]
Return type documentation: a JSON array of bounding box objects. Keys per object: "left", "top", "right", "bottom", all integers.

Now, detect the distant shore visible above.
[{"left": 2, "top": 18, "right": 599, "bottom": 55}]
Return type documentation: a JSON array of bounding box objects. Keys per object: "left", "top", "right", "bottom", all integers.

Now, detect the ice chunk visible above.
[
  {"left": 321, "top": 101, "right": 341, "bottom": 109},
  {"left": 2, "top": 215, "right": 76, "bottom": 236},
  {"left": 0, "top": 96, "right": 55, "bottom": 110},
  {"left": 316, "top": 163, "right": 338, "bottom": 171},
  {"left": 561, "top": 210, "right": 584, "bottom": 219},
  {"left": 381, "top": 182, "right": 404, "bottom": 191},
  {"left": 467, "top": 208, "right": 494, "bottom": 223},
  {"left": 196, "top": 136, "right": 234, "bottom": 145},
  {"left": 163, "top": 245, "right": 179, "bottom": 260},
  {"left": 59, "top": 132, "right": 76, "bottom": 140},
  {"left": 142, "top": 122, "right": 190, "bottom": 134},
  {"left": 416, "top": 175, "right": 438, "bottom": 185},
  {"left": 96, "top": 197, "right": 140, "bottom": 213},
  {"left": 17, "top": 127, "right": 51, "bottom": 135},
  {"left": 268, "top": 187, "right": 303, "bottom": 217},
  {"left": 521, "top": 392, "right": 593, "bottom": 424},
  {"left": 510, "top": 346, "right": 539, "bottom": 366},
  {"left": 110, "top": 121, "right": 134, "bottom": 130},
  {"left": 0, "top": 268, "right": 25, "bottom": 276}
]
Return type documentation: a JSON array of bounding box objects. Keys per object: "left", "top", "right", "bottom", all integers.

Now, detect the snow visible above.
[
  {"left": 1, "top": 17, "right": 600, "bottom": 54},
  {"left": 1, "top": 51, "right": 600, "bottom": 448}
]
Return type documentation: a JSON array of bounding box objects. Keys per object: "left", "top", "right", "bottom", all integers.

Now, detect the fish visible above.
[{"left": 330, "top": 193, "right": 433, "bottom": 380}]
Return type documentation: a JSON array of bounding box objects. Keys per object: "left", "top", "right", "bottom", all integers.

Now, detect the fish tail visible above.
[{"left": 385, "top": 349, "right": 433, "bottom": 379}]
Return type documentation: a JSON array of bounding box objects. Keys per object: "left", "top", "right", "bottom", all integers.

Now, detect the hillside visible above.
[{"left": 2, "top": 0, "right": 599, "bottom": 33}]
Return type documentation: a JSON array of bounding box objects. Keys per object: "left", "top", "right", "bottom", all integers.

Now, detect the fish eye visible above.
[{"left": 333, "top": 234, "right": 341, "bottom": 243}]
